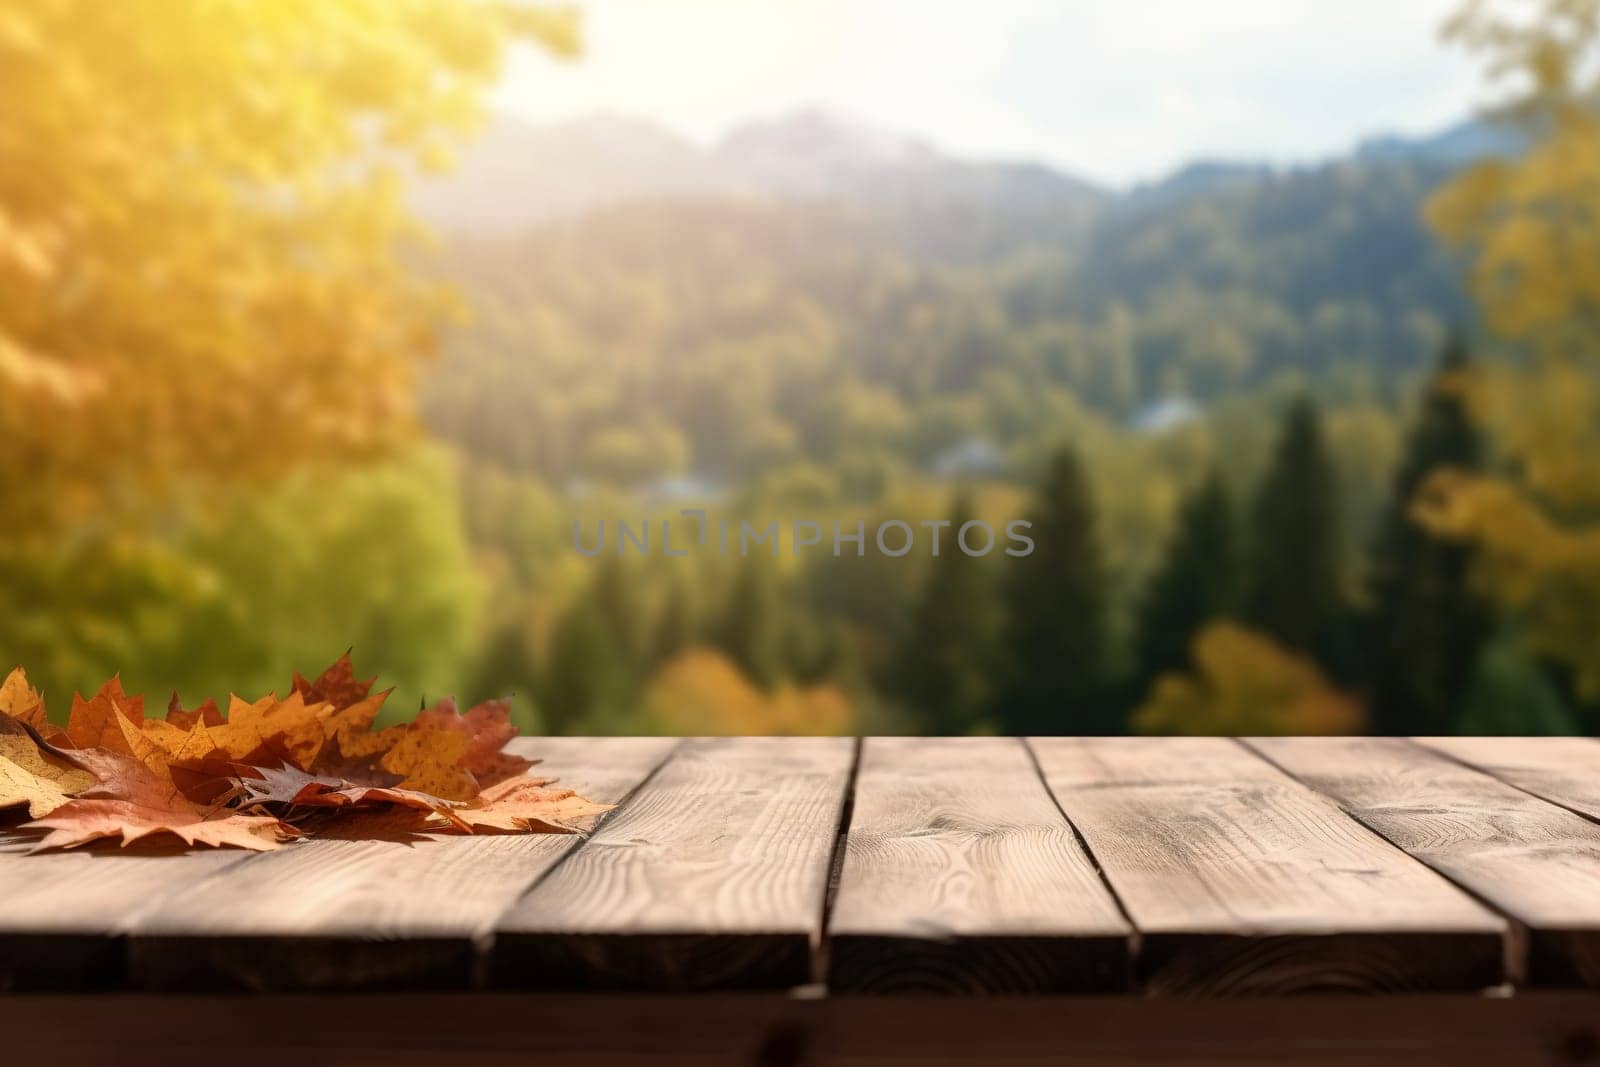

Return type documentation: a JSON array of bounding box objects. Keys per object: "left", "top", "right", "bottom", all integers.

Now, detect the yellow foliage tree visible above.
[
  {"left": 644, "top": 649, "right": 855, "bottom": 736},
  {"left": 1133, "top": 622, "right": 1364, "bottom": 736},
  {"left": 1420, "top": 0, "right": 1600, "bottom": 697},
  {"left": 0, "top": 0, "right": 576, "bottom": 526}
]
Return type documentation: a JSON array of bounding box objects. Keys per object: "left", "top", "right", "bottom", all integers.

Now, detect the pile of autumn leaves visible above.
[{"left": 0, "top": 655, "right": 608, "bottom": 852}]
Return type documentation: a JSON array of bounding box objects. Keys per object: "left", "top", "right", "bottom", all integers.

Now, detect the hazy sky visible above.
[{"left": 495, "top": 0, "right": 1488, "bottom": 187}]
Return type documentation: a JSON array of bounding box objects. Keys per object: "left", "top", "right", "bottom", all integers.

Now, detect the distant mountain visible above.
[
  {"left": 411, "top": 113, "right": 739, "bottom": 231},
  {"left": 413, "top": 108, "right": 1105, "bottom": 244},
  {"left": 1354, "top": 117, "right": 1526, "bottom": 166}
]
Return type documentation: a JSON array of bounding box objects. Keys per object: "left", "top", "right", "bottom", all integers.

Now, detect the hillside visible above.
[{"left": 420, "top": 111, "right": 1494, "bottom": 486}]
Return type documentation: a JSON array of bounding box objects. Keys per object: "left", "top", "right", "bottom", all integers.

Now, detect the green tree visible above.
[
  {"left": 1246, "top": 397, "right": 1345, "bottom": 658},
  {"left": 1134, "top": 470, "right": 1239, "bottom": 686},
  {"left": 590, "top": 555, "right": 645, "bottom": 672},
  {"left": 713, "top": 554, "right": 785, "bottom": 690},
  {"left": 652, "top": 572, "right": 697, "bottom": 666},
  {"left": 997, "top": 446, "right": 1114, "bottom": 734},
  {"left": 540, "top": 598, "right": 630, "bottom": 735},
  {"left": 894, "top": 490, "right": 1004, "bottom": 734},
  {"left": 1368, "top": 337, "right": 1495, "bottom": 734},
  {"left": 468, "top": 611, "right": 543, "bottom": 733}
]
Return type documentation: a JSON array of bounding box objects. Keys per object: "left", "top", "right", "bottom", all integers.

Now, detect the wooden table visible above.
[{"left": 6, "top": 736, "right": 1600, "bottom": 1065}]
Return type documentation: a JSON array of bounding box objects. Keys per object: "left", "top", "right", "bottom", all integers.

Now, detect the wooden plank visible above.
[
  {"left": 1419, "top": 737, "right": 1600, "bottom": 821},
  {"left": 123, "top": 737, "right": 676, "bottom": 991},
  {"left": 492, "top": 736, "right": 855, "bottom": 991},
  {"left": 1253, "top": 736, "right": 1600, "bottom": 987},
  {"left": 826, "top": 737, "right": 1130, "bottom": 993},
  {"left": 0, "top": 831, "right": 247, "bottom": 991},
  {"left": 1028, "top": 737, "right": 1507, "bottom": 995}
]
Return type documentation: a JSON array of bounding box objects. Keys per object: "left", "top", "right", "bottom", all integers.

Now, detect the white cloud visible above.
[{"left": 494, "top": 0, "right": 1485, "bottom": 185}]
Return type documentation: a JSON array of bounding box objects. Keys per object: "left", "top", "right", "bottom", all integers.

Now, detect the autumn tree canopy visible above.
[{"left": 0, "top": 0, "right": 576, "bottom": 525}]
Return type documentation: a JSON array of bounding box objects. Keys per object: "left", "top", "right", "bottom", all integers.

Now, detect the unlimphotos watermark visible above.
[{"left": 574, "top": 509, "right": 1034, "bottom": 558}]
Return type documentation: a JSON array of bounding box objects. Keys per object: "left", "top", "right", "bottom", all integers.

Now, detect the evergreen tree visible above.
[
  {"left": 997, "top": 446, "right": 1114, "bottom": 734},
  {"left": 539, "top": 598, "right": 630, "bottom": 734},
  {"left": 589, "top": 555, "right": 644, "bottom": 671},
  {"left": 1368, "top": 336, "right": 1494, "bottom": 734},
  {"left": 713, "top": 553, "right": 785, "bottom": 689},
  {"left": 651, "top": 571, "right": 696, "bottom": 666},
  {"left": 467, "top": 613, "right": 542, "bottom": 732},
  {"left": 1134, "top": 470, "right": 1239, "bottom": 686},
  {"left": 1246, "top": 397, "right": 1345, "bottom": 658},
  {"left": 894, "top": 489, "right": 1004, "bottom": 734}
]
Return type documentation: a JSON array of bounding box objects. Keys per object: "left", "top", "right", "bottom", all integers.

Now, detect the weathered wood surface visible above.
[
  {"left": 16, "top": 736, "right": 1600, "bottom": 1000},
  {"left": 0, "top": 834, "right": 248, "bottom": 991},
  {"left": 124, "top": 737, "right": 676, "bottom": 991},
  {"left": 826, "top": 737, "right": 1130, "bottom": 993},
  {"left": 1029, "top": 737, "right": 1507, "bottom": 994},
  {"left": 492, "top": 736, "right": 856, "bottom": 991},
  {"left": 1420, "top": 737, "right": 1600, "bottom": 822},
  {"left": 1253, "top": 736, "right": 1600, "bottom": 987}
]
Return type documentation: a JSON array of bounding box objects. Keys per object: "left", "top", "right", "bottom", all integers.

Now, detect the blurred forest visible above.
[{"left": 4, "top": 0, "right": 1600, "bottom": 737}]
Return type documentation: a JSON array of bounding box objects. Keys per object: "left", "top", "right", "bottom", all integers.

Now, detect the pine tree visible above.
[
  {"left": 1134, "top": 470, "right": 1239, "bottom": 686},
  {"left": 652, "top": 572, "right": 696, "bottom": 666},
  {"left": 894, "top": 489, "right": 1004, "bottom": 734},
  {"left": 1246, "top": 397, "right": 1345, "bottom": 658},
  {"left": 713, "top": 553, "right": 785, "bottom": 689},
  {"left": 539, "top": 598, "right": 629, "bottom": 734},
  {"left": 1368, "top": 336, "right": 1494, "bottom": 734},
  {"left": 467, "top": 613, "right": 542, "bottom": 732},
  {"left": 589, "top": 555, "right": 643, "bottom": 671},
  {"left": 997, "top": 446, "right": 1114, "bottom": 734}
]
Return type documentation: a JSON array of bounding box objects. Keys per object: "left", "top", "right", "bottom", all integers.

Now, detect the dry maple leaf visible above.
[
  {"left": 451, "top": 776, "right": 614, "bottom": 834},
  {"left": 64, "top": 677, "right": 144, "bottom": 753},
  {"left": 235, "top": 764, "right": 469, "bottom": 831},
  {"left": 0, "top": 668, "right": 49, "bottom": 730},
  {"left": 165, "top": 693, "right": 223, "bottom": 730},
  {"left": 23, "top": 747, "right": 298, "bottom": 851},
  {"left": 415, "top": 696, "right": 535, "bottom": 790},
  {"left": 292, "top": 652, "right": 375, "bottom": 710},
  {"left": 205, "top": 691, "right": 333, "bottom": 769},
  {"left": 0, "top": 713, "right": 95, "bottom": 817}
]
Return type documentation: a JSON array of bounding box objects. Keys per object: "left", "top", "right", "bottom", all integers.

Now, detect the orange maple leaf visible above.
[
  {"left": 64, "top": 677, "right": 144, "bottom": 753},
  {"left": 292, "top": 652, "right": 375, "bottom": 710},
  {"left": 452, "top": 776, "right": 614, "bottom": 833},
  {"left": 23, "top": 747, "right": 298, "bottom": 851},
  {"left": 415, "top": 696, "right": 536, "bottom": 790},
  {"left": 165, "top": 693, "right": 223, "bottom": 730}
]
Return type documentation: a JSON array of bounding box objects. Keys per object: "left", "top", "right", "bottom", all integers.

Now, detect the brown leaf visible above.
[
  {"left": 292, "top": 652, "right": 375, "bottom": 710},
  {"left": 64, "top": 676, "right": 144, "bottom": 752},
  {"left": 0, "top": 712, "right": 95, "bottom": 817},
  {"left": 165, "top": 693, "right": 223, "bottom": 730},
  {"left": 236, "top": 764, "right": 468, "bottom": 830},
  {"left": 23, "top": 748, "right": 298, "bottom": 851},
  {"left": 452, "top": 775, "right": 613, "bottom": 833},
  {"left": 415, "top": 696, "right": 535, "bottom": 789}
]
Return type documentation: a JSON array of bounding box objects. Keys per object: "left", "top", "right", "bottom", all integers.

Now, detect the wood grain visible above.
[
  {"left": 1028, "top": 737, "right": 1507, "bottom": 995},
  {"left": 492, "top": 736, "right": 855, "bottom": 991},
  {"left": 0, "top": 831, "right": 247, "bottom": 991},
  {"left": 1419, "top": 737, "right": 1600, "bottom": 822},
  {"left": 826, "top": 737, "right": 1130, "bottom": 993},
  {"left": 123, "top": 737, "right": 676, "bottom": 991},
  {"left": 1253, "top": 736, "right": 1600, "bottom": 987}
]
